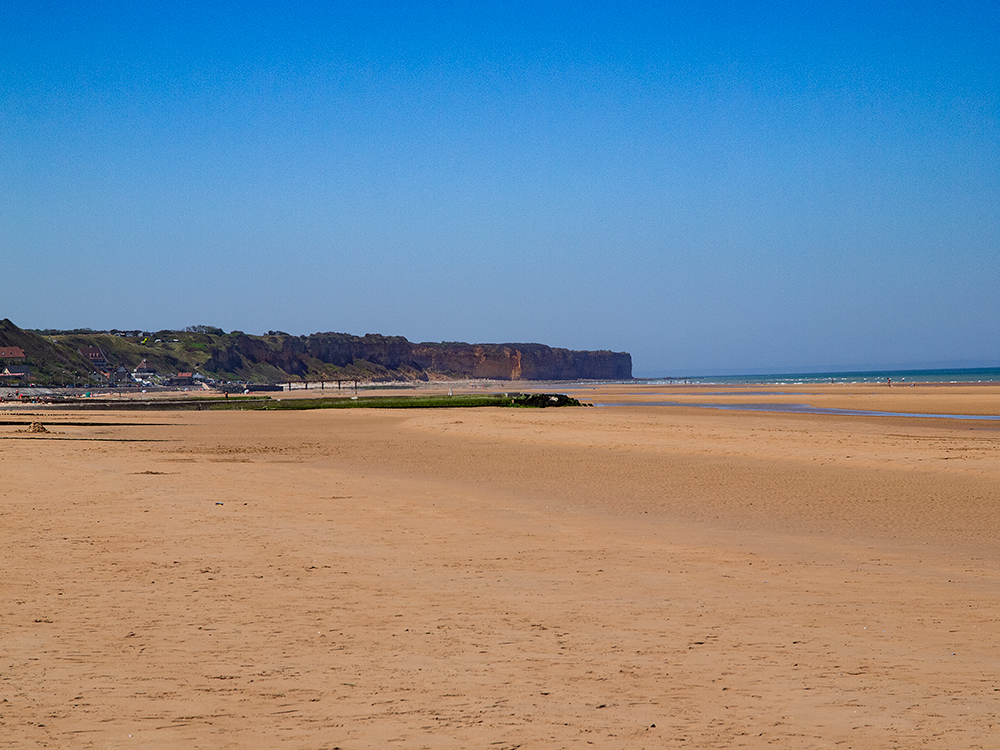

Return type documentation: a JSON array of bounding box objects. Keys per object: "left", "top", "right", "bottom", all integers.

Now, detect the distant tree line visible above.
[
  {"left": 31, "top": 328, "right": 101, "bottom": 335},
  {"left": 32, "top": 325, "right": 230, "bottom": 336},
  {"left": 183, "top": 325, "right": 226, "bottom": 335}
]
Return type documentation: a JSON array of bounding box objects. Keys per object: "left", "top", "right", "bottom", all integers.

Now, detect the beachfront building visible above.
[
  {"left": 1, "top": 365, "right": 31, "bottom": 385},
  {"left": 166, "top": 372, "right": 194, "bottom": 386}
]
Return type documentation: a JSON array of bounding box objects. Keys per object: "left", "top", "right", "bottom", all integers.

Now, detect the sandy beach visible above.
[{"left": 2, "top": 383, "right": 999, "bottom": 748}]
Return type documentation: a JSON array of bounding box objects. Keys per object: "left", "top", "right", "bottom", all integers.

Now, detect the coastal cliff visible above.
[
  {"left": 205, "top": 333, "right": 632, "bottom": 382},
  {"left": 410, "top": 342, "right": 631, "bottom": 380},
  {"left": 3, "top": 320, "right": 632, "bottom": 383}
]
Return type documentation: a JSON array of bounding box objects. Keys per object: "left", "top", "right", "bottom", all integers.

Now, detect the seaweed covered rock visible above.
[{"left": 510, "top": 393, "right": 583, "bottom": 408}]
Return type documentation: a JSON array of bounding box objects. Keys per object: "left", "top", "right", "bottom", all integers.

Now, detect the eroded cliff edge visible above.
[{"left": 409, "top": 342, "right": 631, "bottom": 380}]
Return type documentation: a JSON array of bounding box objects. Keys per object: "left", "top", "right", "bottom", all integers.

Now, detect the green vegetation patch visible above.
[{"left": 261, "top": 394, "right": 510, "bottom": 410}]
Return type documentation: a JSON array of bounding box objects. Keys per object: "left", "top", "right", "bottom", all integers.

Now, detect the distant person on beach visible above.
[{"left": 887, "top": 378, "right": 892, "bottom": 387}]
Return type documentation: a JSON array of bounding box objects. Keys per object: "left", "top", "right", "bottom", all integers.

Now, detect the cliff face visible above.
[
  {"left": 409, "top": 343, "right": 631, "bottom": 380},
  {"left": 206, "top": 333, "right": 631, "bottom": 381},
  {"left": 206, "top": 333, "right": 423, "bottom": 378}
]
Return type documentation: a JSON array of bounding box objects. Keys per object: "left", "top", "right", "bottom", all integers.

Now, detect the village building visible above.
[
  {"left": 0, "top": 365, "right": 31, "bottom": 384},
  {"left": 0, "top": 347, "right": 27, "bottom": 360},
  {"left": 78, "top": 347, "right": 108, "bottom": 368},
  {"left": 166, "top": 372, "right": 194, "bottom": 386},
  {"left": 110, "top": 365, "right": 133, "bottom": 386}
]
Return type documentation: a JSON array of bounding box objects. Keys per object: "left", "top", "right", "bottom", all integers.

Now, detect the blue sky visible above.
[{"left": 3, "top": 1, "right": 998, "bottom": 376}]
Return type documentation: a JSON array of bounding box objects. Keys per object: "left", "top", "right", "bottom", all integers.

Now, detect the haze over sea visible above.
[{"left": 648, "top": 367, "right": 1000, "bottom": 386}]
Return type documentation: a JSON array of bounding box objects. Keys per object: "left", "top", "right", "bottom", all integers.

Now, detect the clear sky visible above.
[{"left": 3, "top": 1, "right": 998, "bottom": 376}]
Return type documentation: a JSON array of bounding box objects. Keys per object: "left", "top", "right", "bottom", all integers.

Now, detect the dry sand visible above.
[{"left": 2, "top": 383, "right": 999, "bottom": 748}]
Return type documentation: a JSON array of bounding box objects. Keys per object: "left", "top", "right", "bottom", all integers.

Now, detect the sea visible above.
[{"left": 643, "top": 367, "right": 1000, "bottom": 386}]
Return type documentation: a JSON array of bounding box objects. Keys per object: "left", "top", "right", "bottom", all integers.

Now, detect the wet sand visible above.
[{"left": 2, "top": 383, "right": 999, "bottom": 748}]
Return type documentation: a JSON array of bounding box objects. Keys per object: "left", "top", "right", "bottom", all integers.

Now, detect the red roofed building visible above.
[
  {"left": 78, "top": 347, "right": 108, "bottom": 367},
  {"left": 0, "top": 347, "right": 26, "bottom": 360}
]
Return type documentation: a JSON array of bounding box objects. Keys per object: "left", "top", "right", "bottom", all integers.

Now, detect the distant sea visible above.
[{"left": 645, "top": 367, "right": 1000, "bottom": 386}]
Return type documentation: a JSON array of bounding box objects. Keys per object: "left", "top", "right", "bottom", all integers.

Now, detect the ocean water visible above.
[{"left": 647, "top": 367, "right": 1000, "bottom": 386}]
